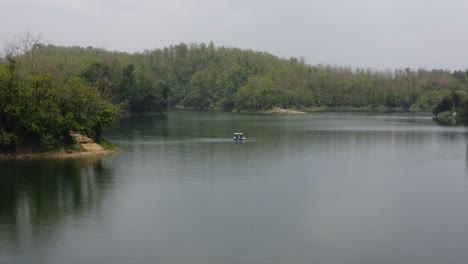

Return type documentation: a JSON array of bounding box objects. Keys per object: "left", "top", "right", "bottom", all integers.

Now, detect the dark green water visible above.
[{"left": 1, "top": 111, "right": 468, "bottom": 264}]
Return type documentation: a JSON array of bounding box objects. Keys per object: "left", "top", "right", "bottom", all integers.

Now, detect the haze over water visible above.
[{"left": 1, "top": 111, "right": 468, "bottom": 264}]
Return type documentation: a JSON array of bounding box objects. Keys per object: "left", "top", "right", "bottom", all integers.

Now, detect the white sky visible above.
[{"left": 2, "top": 0, "right": 468, "bottom": 70}]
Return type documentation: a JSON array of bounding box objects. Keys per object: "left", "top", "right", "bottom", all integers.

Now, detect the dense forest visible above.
[
  {"left": 1, "top": 34, "right": 468, "bottom": 152},
  {"left": 33, "top": 41, "right": 468, "bottom": 113}
]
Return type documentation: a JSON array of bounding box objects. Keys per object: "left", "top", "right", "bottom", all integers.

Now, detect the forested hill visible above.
[
  {"left": 138, "top": 43, "right": 468, "bottom": 113},
  {"left": 1, "top": 39, "right": 468, "bottom": 151},
  {"left": 21, "top": 42, "right": 468, "bottom": 113}
]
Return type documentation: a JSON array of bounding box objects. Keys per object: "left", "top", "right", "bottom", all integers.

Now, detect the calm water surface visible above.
[{"left": 1, "top": 111, "right": 468, "bottom": 264}]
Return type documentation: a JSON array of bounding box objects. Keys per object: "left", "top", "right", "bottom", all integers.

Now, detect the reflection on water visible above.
[{"left": 0, "top": 158, "right": 112, "bottom": 262}]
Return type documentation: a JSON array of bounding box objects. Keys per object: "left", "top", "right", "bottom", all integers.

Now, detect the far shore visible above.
[
  {"left": 260, "top": 107, "right": 307, "bottom": 114},
  {"left": 172, "top": 105, "right": 431, "bottom": 114}
]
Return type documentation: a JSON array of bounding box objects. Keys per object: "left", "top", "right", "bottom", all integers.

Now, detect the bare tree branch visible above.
[{"left": 3, "top": 31, "right": 44, "bottom": 74}]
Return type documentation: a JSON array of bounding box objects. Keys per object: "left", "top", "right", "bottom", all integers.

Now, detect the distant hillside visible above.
[{"left": 28, "top": 41, "right": 468, "bottom": 113}]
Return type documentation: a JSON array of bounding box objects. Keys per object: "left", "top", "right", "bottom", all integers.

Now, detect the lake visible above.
[{"left": 1, "top": 111, "right": 468, "bottom": 264}]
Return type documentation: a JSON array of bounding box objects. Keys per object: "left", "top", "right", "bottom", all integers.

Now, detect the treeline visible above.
[
  {"left": 133, "top": 42, "right": 468, "bottom": 112},
  {"left": 31, "top": 42, "right": 468, "bottom": 113},
  {"left": 1, "top": 36, "right": 468, "bottom": 151}
]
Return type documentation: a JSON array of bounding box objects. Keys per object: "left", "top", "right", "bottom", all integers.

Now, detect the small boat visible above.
[{"left": 233, "top": 132, "right": 246, "bottom": 141}]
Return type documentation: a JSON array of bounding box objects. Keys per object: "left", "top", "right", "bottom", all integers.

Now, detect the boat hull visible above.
[{"left": 232, "top": 138, "right": 246, "bottom": 143}]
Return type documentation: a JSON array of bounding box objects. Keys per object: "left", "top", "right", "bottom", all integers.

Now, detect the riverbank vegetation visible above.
[
  {"left": 1, "top": 34, "right": 468, "bottom": 153},
  {"left": 0, "top": 34, "right": 126, "bottom": 154}
]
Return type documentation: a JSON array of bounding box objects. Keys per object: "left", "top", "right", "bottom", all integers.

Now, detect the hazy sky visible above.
[{"left": 2, "top": 0, "right": 468, "bottom": 69}]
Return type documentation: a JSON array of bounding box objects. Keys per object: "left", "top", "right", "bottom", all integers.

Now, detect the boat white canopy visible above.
[{"left": 233, "top": 132, "right": 246, "bottom": 140}]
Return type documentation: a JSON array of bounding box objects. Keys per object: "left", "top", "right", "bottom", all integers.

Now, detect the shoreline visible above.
[
  {"left": 260, "top": 107, "right": 307, "bottom": 114},
  {"left": 0, "top": 133, "right": 118, "bottom": 160},
  {"left": 171, "top": 106, "right": 431, "bottom": 114}
]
